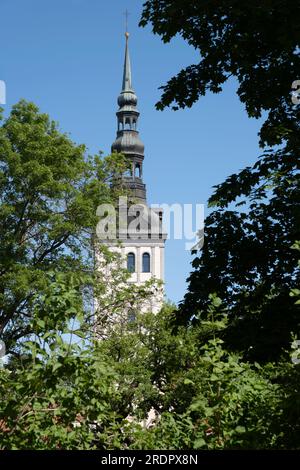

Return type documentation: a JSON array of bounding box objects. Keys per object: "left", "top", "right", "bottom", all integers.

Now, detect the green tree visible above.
[
  {"left": 180, "top": 143, "right": 300, "bottom": 361},
  {"left": 0, "top": 272, "right": 119, "bottom": 450},
  {"left": 140, "top": 0, "right": 300, "bottom": 145},
  {"left": 141, "top": 1, "right": 300, "bottom": 361},
  {"left": 97, "top": 297, "right": 284, "bottom": 450},
  {"left": 0, "top": 251, "right": 160, "bottom": 449},
  {"left": 1, "top": 280, "right": 298, "bottom": 449},
  {"left": 0, "top": 100, "right": 126, "bottom": 352}
]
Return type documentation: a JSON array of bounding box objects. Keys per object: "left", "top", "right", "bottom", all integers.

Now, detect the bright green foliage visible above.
[
  {"left": 0, "top": 258, "right": 161, "bottom": 450},
  {"left": 0, "top": 282, "right": 299, "bottom": 449},
  {"left": 0, "top": 100, "right": 126, "bottom": 352},
  {"left": 95, "top": 299, "right": 285, "bottom": 450},
  {"left": 0, "top": 343, "right": 117, "bottom": 450},
  {"left": 0, "top": 273, "right": 119, "bottom": 450}
]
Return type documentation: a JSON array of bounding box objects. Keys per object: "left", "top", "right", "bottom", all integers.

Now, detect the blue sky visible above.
[{"left": 1, "top": 0, "right": 263, "bottom": 304}]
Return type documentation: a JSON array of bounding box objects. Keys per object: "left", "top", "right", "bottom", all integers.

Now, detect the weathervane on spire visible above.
[{"left": 124, "top": 9, "right": 130, "bottom": 39}]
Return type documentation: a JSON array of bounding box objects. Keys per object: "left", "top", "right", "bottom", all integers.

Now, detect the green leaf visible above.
[
  {"left": 235, "top": 426, "right": 246, "bottom": 434},
  {"left": 193, "top": 438, "right": 206, "bottom": 449}
]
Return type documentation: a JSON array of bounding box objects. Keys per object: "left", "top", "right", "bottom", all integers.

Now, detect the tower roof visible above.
[
  {"left": 122, "top": 32, "right": 133, "bottom": 92},
  {"left": 111, "top": 32, "right": 146, "bottom": 202},
  {"left": 117, "top": 33, "right": 138, "bottom": 110}
]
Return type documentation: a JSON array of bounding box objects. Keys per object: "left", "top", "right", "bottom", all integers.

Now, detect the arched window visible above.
[
  {"left": 127, "top": 252, "right": 135, "bottom": 273},
  {"left": 135, "top": 164, "right": 141, "bottom": 178},
  {"left": 142, "top": 253, "right": 150, "bottom": 273}
]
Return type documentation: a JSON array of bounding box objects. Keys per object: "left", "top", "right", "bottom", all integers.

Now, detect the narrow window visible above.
[
  {"left": 127, "top": 252, "right": 135, "bottom": 273},
  {"left": 142, "top": 253, "right": 150, "bottom": 273},
  {"left": 135, "top": 164, "right": 141, "bottom": 178}
]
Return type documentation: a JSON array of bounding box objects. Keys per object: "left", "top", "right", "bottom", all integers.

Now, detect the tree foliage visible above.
[
  {"left": 3, "top": 290, "right": 299, "bottom": 450},
  {"left": 140, "top": 0, "right": 300, "bottom": 145},
  {"left": 0, "top": 100, "right": 126, "bottom": 352},
  {"left": 0, "top": 272, "right": 119, "bottom": 450},
  {"left": 141, "top": 0, "right": 300, "bottom": 361},
  {"left": 1, "top": 4, "right": 300, "bottom": 443},
  {"left": 180, "top": 144, "right": 300, "bottom": 361}
]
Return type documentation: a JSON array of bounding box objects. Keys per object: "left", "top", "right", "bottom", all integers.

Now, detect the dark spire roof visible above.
[
  {"left": 122, "top": 32, "right": 133, "bottom": 91},
  {"left": 111, "top": 33, "right": 146, "bottom": 202},
  {"left": 117, "top": 32, "right": 138, "bottom": 111}
]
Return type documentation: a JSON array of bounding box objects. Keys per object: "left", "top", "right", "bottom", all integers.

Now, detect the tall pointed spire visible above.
[
  {"left": 117, "top": 32, "right": 138, "bottom": 110},
  {"left": 111, "top": 33, "right": 146, "bottom": 202},
  {"left": 122, "top": 32, "right": 133, "bottom": 92}
]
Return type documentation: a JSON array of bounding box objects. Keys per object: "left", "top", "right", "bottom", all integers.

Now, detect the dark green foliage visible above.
[
  {"left": 140, "top": 0, "right": 300, "bottom": 145},
  {"left": 141, "top": 1, "right": 300, "bottom": 361},
  {"left": 180, "top": 145, "right": 300, "bottom": 361}
]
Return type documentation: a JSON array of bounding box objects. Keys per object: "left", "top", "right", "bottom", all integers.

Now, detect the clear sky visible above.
[{"left": 1, "top": 0, "right": 263, "bottom": 304}]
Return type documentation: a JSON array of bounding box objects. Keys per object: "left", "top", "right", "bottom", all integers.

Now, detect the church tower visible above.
[
  {"left": 111, "top": 32, "right": 146, "bottom": 202},
  {"left": 99, "top": 32, "right": 167, "bottom": 314}
]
